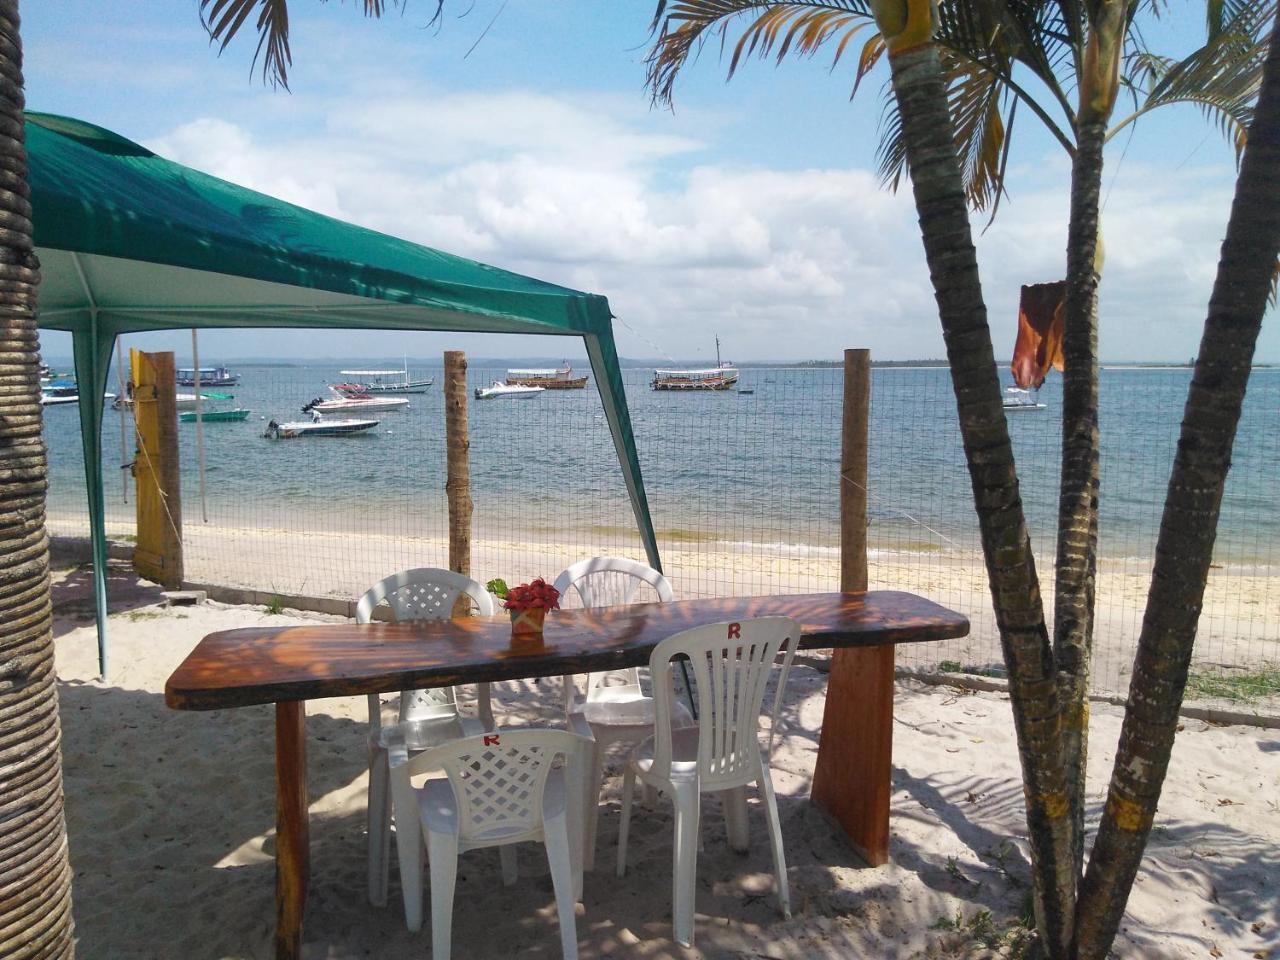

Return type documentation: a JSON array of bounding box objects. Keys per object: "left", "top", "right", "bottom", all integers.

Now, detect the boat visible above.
[
  {"left": 474, "top": 381, "right": 545, "bottom": 400},
  {"left": 41, "top": 380, "right": 115, "bottom": 406},
  {"left": 264, "top": 414, "right": 381, "bottom": 439},
  {"left": 652, "top": 337, "right": 739, "bottom": 391},
  {"left": 302, "top": 389, "right": 410, "bottom": 415},
  {"left": 180, "top": 408, "right": 251, "bottom": 423},
  {"left": 1003, "top": 387, "right": 1046, "bottom": 412},
  {"left": 177, "top": 366, "right": 239, "bottom": 387},
  {"left": 113, "top": 390, "right": 234, "bottom": 410},
  {"left": 504, "top": 362, "right": 588, "bottom": 390},
  {"left": 338, "top": 360, "right": 433, "bottom": 394}
]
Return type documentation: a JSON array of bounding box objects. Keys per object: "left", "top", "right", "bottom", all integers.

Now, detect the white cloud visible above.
[{"left": 145, "top": 89, "right": 1267, "bottom": 363}]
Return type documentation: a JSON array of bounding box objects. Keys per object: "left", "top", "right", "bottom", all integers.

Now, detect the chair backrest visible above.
[
  {"left": 396, "top": 729, "right": 592, "bottom": 844},
  {"left": 356, "top": 567, "right": 495, "bottom": 624},
  {"left": 357, "top": 568, "right": 496, "bottom": 724},
  {"left": 553, "top": 556, "right": 674, "bottom": 609},
  {"left": 648, "top": 617, "right": 799, "bottom": 790},
  {"left": 554, "top": 557, "right": 675, "bottom": 709}
]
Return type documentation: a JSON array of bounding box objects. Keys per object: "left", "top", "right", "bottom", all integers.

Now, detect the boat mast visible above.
[{"left": 715, "top": 335, "right": 721, "bottom": 368}]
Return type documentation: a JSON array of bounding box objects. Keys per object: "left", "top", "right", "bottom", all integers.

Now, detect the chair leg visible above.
[
  {"left": 722, "top": 786, "right": 749, "bottom": 853},
  {"left": 544, "top": 815, "right": 581, "bottom": 960},
  {"left": 393, "top": 806, "right": 424, "bottom": 932},
  {"left": 583, "top": 740, "right": 606, "bottom": 872},
  {"left": 500, "top": 844, "right": 518, "bottom": 886},
  {"left": 671, "top": 783, "right": 701, "bottom": 948},
  {"left": 426, "top": 830, "right": 460, "bottom": 960},
  {"left": 366, "top": 745, "right": 392, "bottom": 906},
  {"left": 616, "top": 764, "right": 636, "bottom": 878},
  {"left": 758, "top": 770, "right": 791, "bottom": 919}
]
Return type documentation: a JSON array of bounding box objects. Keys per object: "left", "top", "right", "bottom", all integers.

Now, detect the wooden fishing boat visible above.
[
  {"left": 652, "top": 337, "right": 739, "bottom": 391},
  {"left": 504, "top": 363, "right": 588, "bottom": 389},
  {"left": 177, "top": 366, "right": 240, "bottom": 387}
]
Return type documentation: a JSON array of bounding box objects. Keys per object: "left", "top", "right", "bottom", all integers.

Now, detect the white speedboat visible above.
[
  {"left": 303, "top": 389, "right": 410, "bottom": 415},
  {"left": 1003, "top": 387, "right": 1046, "bottom": 412},
  {"left": 41, "top": 381, "right": 115, "bottom": 406},
  {"left": 474, "top": 381, "right": 545, "bottom": 400},
  {"left": 264, "top": 415, "right": 380, "bottom": 439}
]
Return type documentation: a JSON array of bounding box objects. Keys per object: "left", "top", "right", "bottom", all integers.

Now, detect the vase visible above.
[{"left": 509, "top": 607, "right": 546, "bottom": 638}]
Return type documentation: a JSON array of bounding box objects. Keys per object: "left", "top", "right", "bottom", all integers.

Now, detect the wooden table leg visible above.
[
  {"left": 809, "top": 644, "right": 895, "bottom": 866},
  {"left": 275, "top": 702, "right": 309, "bottom": 960}
]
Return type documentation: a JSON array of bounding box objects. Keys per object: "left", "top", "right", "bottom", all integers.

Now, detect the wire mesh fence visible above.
[{"left": 43, "top": 350, "right": 1279, "bottom": 714}]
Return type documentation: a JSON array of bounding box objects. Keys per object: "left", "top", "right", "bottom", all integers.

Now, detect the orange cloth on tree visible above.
[{"left": 1011, "top": 281, "right": 1067, "bottom": 389}]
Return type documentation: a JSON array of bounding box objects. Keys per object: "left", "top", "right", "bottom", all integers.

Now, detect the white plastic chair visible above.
[
  {"left": 553, "top": 556, "right": 692, "bottom": 870},
  {"left": 615, "top": 616, "right": 799, "bottom": 947},
  {"left": 388, "top": 727, "right": 593, "bottom": 960},
  {"left": 360, "top": 568, "right": 497, "bottom": 907}
]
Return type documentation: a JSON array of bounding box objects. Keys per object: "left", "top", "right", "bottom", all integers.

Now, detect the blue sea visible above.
[{"left": 41, "top": 362, "right": 1280, "bottom": 570}]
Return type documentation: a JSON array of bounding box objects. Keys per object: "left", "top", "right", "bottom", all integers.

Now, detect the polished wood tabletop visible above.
[{"left": 166, "top": 590, "right": 968, "bottom": 710}]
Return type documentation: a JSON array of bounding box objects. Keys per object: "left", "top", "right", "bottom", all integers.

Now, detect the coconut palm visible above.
[
  {"left": 0, "top": 1, "right": 75, "bottom": 956},
  {"left": 648, "top": 1, "right": 1277, "bottom": 957},
  {"left": 647, "top": 0, "right": 1274, "bottom": 882}
]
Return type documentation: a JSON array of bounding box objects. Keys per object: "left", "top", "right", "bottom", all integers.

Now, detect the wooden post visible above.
[
  {"left": 810, "top": 348, "right": 895, "bottom": 866},
  {"left": 274, "top": 701, "right": 309, "bottom": 960},
  {"left": 131, "top": 350, "right": 183, "bottom": 588},
  {"left": 444, "top": 351, "right": 473, "bottom": 616}
]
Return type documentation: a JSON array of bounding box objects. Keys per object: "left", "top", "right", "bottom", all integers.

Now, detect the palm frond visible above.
[
  {"left": 1112, "top": 0, "right": 1274, "bottom": 157},
  {"left": 200, "top": 0, "right": 423, "bottom": 88},
  {"left": 647, "top": 1, "right": 874, "bottom": 105}
]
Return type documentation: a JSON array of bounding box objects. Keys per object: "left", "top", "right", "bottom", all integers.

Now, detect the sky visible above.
[{"left": 24, "top": 1, "right": 1276, "bottom": 364}]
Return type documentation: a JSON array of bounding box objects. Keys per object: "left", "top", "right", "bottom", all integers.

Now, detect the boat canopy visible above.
[
  {"left": 654, "top": 367, "right": 738, "bottom": 377},
  {"left": 340, "top": 369, "right": 406, "bottom": 376},
  {"left": 29, "top": 111, "right": 659, "bottom": 677},
  {"left": 507, "top": 368, "right": 563, "bottom": 376}
]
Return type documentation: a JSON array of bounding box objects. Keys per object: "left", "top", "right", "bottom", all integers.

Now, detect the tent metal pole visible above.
[
  {"left": 191, "top": 330, "right": 209, "bottom": 522},
  {"left": 72, "top": 324, "right": 115, "bottom": 680},
  {"left": 582, "top": 329, "right": 661, "bottom": 572},
  {"left": 582, "top": 330, "right": 695, "bottom": 717},
  {"left": 115, "top": 338, "right": 129, "bottom": 505}
]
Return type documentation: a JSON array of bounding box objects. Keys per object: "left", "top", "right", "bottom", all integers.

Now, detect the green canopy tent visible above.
[{"left": 28, "top": 112, "right": 661, "bottom": 677}]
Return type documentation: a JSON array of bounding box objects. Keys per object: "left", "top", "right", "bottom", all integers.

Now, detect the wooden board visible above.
[{"left": 166, "top": 591, "right": 968, "bottom": 711}]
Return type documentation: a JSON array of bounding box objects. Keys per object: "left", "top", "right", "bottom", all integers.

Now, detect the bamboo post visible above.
[
  {"left": 810, "top": 348, "right": 895, "bottom": 866},
  {"left": 444, "top": 351, "right": 473, "bottom": 616},
  {"left": 115, "top": 338, "right": 129, "bottom": 504},
  {"left": 131, "top": 350, "right": 184, "bottom": 589}
]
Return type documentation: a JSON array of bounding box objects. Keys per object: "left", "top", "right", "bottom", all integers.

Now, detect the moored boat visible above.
[
  {"left": 41, "top": 380, "right": 115, "bottom": 406},
  {"left": 338, "top": 361, "right": 433, "bottom": 394},
  {"left": 505, "top": 362, "right": 588, "bottom": 389},
  {"left": 1003, "top": 387, "right": 1046, "bottom": 412},
  {"left": 303, "top": 389, "right": 410, "bottom": 415},
  {"left": 180, "top": 408, "right": 251, "bottom": 423},
  {"left": 264, "top": 416, "right": 380, "bottom": 438},
  {"left": 474, "top": 381, "right": 545, "bottom": 400},
  {"left": 652, "top": 337, "right": 739, "bottom": 391},
  {"left": 177, "top": 366, "right": 239, "bottom": 387}
]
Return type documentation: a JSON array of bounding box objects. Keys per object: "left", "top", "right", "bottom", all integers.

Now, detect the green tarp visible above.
[{"left": 28, "top": 112, "right": 659, "bottom": 676}]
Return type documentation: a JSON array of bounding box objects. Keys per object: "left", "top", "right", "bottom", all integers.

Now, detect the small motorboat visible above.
[
  {"left": 1003, "top": 387, "right": 1046, "bottom": 412},
  {"left": 474, "top": 381, "right": 545, "bottom": 400},
  {"left": 303, "top": 389, "right": 410, "bottom": 415},
  {"left": 41, "top": 380, "right": 115, "bottom": 406},
  {"left": 180, "top": 408, "right": 251, "bottom": 423},
  {"left": 264, "top": 413, "right": 380, "bottom": 438}
]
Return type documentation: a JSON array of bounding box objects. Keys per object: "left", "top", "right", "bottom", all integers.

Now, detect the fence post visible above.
[
  {"left": 130, "top": 349, "right": 183, "bottom": 588},
  {"left": 810, "top": 348, "right": 894, "bottom": 866},
  {"left": 444, "top": 350, "right": 473, "bottom": 616}
]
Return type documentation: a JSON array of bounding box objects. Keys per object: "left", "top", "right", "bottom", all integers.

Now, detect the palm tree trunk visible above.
[
  {"left": 0, "top": 1, "right": 75, "bottom": 957},
  {"left": 1074, "top": 8, "right": 1280, "bottom": 957},
  {"left": 883, "top": 35, "right": 1075, "bottom": 960},
  {"left": 1054, "top": 115, "right": 1104, "bottom": 884}
]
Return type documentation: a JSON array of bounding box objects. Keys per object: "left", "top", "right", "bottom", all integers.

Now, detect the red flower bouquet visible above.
[{"left": 491, "top": 578, "right": 560, "bottom": 638}]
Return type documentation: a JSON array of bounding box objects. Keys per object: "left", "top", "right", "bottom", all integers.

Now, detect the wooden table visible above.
[{"left": 165, "top": 591, "right": 968, "bottom": 959}]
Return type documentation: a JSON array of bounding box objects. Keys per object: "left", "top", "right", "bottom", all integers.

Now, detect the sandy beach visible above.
[
  {"left": 49, "top": 509, "right": 1279, "bottom": 711},
  {"left": 51, "top": 562, "right": 1279, "bottom": 958}
]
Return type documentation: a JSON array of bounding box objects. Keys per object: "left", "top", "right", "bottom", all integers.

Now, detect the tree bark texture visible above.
[
  {"left": 885, "top": 41, "right": 1076, "bottom": 959},
  {"left": 443, "top": 351, "right": 472, "bottom": 617},
  {"left": 1074, "top": 10, "right": 1280, "bottom": 958},
  {"left": 1054, "top": 116, "right": 1105, "bottom": 883},
  {"left": 0, "top": 0, "right": 75, "bottom": 955}
]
